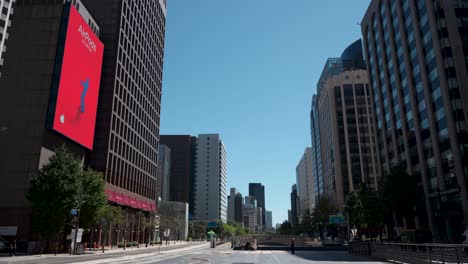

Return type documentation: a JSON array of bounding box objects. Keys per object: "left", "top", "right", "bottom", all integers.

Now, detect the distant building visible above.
[
  {"left": 159, "top": 135, "right": 197, "bottom": 217},
  {"left": 244, "top": 196, "right": 262, "bottom": 232},
  {"left": 296, "top": 148, "right": 315, "bottom": 220},
  {"left": 194, "top": 134, "right": 228, "bottom": 222},
  {"left": 249, "top": 183, "right": 265, "bottom": 229},
  {"left": 0, "top": 0, "right": 15, "bottom": 78},
  {"left": 157, "top": 145, "right": 171, "bottom": 202},
  {"left": 310, "top": 95, "right": 323, "bottom": 205},
  {"left": 228, "top": 188, "right": 243, "bottom": 224},
  {"left": 288, "top": 210, "right": 292, "bottom": 224},
  {"left": 290, "top": 184, "right": 299, "bottom": 226},
  {"left": 265, "top": 211, "right": 273, "bottom": 231}
]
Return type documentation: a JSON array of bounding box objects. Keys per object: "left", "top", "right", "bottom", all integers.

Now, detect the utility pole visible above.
[{"left": 72, "top": 182, "right": 83, "bottom": 255}]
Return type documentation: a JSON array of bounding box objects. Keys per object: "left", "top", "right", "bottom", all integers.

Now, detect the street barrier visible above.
[{"left": 349, "top": 241, "right": 468, "bottom": 264}]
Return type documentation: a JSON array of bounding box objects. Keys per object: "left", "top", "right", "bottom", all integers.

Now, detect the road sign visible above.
[
  {"left": 71, "top": 228, "right": 84, "bottom": 242},
  {"left": 328, "top": 215, "right": 345, "bottom": 224},
  {"left": 207, "top": 221, "right": 218, "bottom": 228},
  {"left": 70, "top": 209, "right": 78, "bottom": 215}
]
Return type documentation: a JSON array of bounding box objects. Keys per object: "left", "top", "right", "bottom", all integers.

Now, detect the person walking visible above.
[
  {"left": 10, "top": 240, "right": 16, "bottom": 257},
  {"left": 290, "top": 237, "right": 295, "bottom": 254}
]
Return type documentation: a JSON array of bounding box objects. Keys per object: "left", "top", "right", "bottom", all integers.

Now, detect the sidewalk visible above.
[{"left": 0, "top": 241, "right": 209, "bottom": 263}]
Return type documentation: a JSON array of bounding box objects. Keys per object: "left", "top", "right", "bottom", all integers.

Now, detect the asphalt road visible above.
[{"left": 1, "top": 244, "right": 387, "bottom": 264}]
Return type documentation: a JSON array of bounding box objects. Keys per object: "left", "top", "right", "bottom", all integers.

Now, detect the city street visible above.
[{"left": 0, "top": 244, "right": 386, "bottom": 264}]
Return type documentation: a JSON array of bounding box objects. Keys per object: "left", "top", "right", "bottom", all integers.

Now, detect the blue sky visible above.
[{"left": 160, "top": 0, "right": 371, "bottom": 225}]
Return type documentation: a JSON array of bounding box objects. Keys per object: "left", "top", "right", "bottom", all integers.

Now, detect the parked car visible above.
[{"left": 0, "top": 236, "right": 9, "bottom": 253}]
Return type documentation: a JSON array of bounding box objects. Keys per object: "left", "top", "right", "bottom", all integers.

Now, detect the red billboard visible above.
[{"left": 50, "top": 4, "right": 104, "bottom": 150}]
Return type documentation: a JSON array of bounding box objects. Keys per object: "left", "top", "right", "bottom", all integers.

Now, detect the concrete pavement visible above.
[{"left": 0, "top": 242, "right": 209, "bottom": 264}]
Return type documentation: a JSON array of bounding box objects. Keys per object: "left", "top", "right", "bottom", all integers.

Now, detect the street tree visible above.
[
  {"left": 28, "top": 146, "right": 81, "bottom": 249},
  {"left": 27, "top": 146, "right": 108, "bottom": 251}
]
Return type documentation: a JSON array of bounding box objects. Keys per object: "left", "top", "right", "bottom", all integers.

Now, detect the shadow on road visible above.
[{"left": 292, "top": 251, "right": 379, "bottom": 262}]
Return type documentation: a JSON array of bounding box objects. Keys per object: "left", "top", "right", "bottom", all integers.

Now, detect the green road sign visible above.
[{"left": 328, "top": 215, "right": 345, "bottom": 224}]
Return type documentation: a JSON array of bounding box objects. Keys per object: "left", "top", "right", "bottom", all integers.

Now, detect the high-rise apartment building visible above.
[
  {"left": 0, "top": 0, "right": 14, "bottom": 77},
  {"left": 159, "top": 135, "right": 197, "bottom": 216},
  {"left": 0, "top": 0, "right": 102, "bottom": 241},
  {"left": 193, "top": 134, "right": 228, "bottom": 222},
  {"left": 249, "top": 183, "right": 266, "bottom": 228},
  {"left": 157, "top": 144, "right": 171, "bottom": 202},
  {"left": 362, "top": 0, "right": 468, "bottom": 242},
  {"left": 290, "top": 184, "right": 299, "bottom": 226},
  {"left": 82, "top": 0, "right": 166, "bottom": 213},
  {"left": 296, "top": 148, "right": 315, "bottom": 219}
]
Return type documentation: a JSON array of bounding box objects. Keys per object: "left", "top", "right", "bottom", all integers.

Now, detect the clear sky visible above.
[{"left": 160, "top": 0, "right": 371, "bottom": 226}]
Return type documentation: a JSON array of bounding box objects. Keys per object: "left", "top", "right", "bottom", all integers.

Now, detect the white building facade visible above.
[
  {"left": 194, "top": 134, "right": 227, "bottom": 222},
  {"left": 296, "top": 147, "right": 315, "bottom": 221}
]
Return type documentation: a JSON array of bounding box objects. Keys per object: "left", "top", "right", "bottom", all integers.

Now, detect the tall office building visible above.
[
  {"left": 362, "top": 0, "right": 468, "bottom": 241},
  {"left": 310, "top": 95, "right": 323, "bottom": 205},
  {"left": 0, "top": 0, "right": 14, "bottom": 78},
  {"left": 243, "top": 196, "right": 261, "bottom": 232},
  {"left": 0, "top": 0, "right": 103, "bottom": 241},
  {"left": 265, "top": 210, "right": 273, "bottom": 231},
  {"left": 82, "top": 0, "right": 166, "bottom": 214},
  {"left": 193, "top": 134, "right": 228, "bottom": 222},
  {"left": 227, "top": 188, "right": 237, "bottom": 221},
  {"left": 156, "top": 144, "right": 171, "bottom": 201},
  {"left": 313, "top": 40, "right": 379, "bottom": 210},
  {"left": 159, "top": 135, "right": 197, "bottom": 216},
  {"left": 290, "top": 184, "right": 299, "bottom": 226},
  {"left": 249, "top": 183, "right": 266, "bottom": 228},
  {"left": 318, "top": 68, "right": 379, "bottom": 209},
  {"left": 296, "top": 148, "right": 315, "bottom": 219},
  {"left": 227, "top": 188, "right": 244, "bottom": 224},
  {"left": 234, "top": 192, "right": 244, "bottom": 224}
]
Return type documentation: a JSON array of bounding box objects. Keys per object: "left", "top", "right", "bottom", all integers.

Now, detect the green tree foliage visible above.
[
  {"left": 96, "top": 205, "right": 125, "bottom": 226},
  {"left": 277, "top": 220, "right": 293, "bottom": 235},
  {"left": 344, "top": 187, "right": 384, "bottom": 229},
  {"left": 344, "top": 191, "right": 363, "bottom": 228},
  {"left": 78, "top": 169, "right": 108, "bottom": 229},
  {"left": 382, "top": 166, "right": 418, "bottom": 217},
  {"left": 27, "top": 146, "right": 82, "bottom": 239},
  {"left": 27, "top": 146, "right": 107, "bottom": 240}
]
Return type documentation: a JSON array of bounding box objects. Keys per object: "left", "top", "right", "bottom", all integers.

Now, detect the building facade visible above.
[
  {"left": 82, "top": 0, "right": 166, "bottom": 212},
  {"left": 310, "top": 95, "right": 323, "bottom": 205},
  {"left": 0, "top": 0, "right": 15, "bottom": 78},
  {"left": 159, "top": 135, "right": 197, "bottom": 217},
  {"left": 362, "top": 0, "right": 468, "bottom": 242},
  {"left": 265, "top": 210, "right": 273, "bottom": 231},
  {"left": 157, "top": 144, "right": 171, "bottom": 202},
  {"left": 249, "top": 183, "right": 266, "bottom": 228},
  {"left": 193, "top": 134, "right": 228, "bottom": 222},
  {"left": 0, "top": 0, "right": 101, "bottom": 241},
  {"left": 318, "top": 69, "right": 380, "bottom": 209},
  {"left": 227, "top": 188, "right": 243, "bottom": 225},
  {"left": 296, "top": 148, "right": 315, "bottom": 219},
  {"left": 290, "top": 184, "right": 299, "bottom": 226}
]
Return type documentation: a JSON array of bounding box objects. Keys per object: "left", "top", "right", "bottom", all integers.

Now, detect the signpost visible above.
[{"left": 328, "top": 215, "right": 345, "bottom": 224}]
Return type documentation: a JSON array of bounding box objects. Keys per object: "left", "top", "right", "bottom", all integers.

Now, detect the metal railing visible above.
[{"left": 349, "top": 242, "right": 468, "bottom": 264}]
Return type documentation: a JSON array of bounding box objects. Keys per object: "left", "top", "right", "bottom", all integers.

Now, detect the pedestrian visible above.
[
  {"left": 10, "top": 240, "right": 16, "bottom": 257},
  {"left": 290, "top": 237, "right": 295, "bottom": 254}
]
